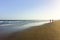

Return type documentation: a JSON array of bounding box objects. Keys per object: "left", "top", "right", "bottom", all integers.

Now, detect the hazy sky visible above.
[{"left": 0, "top": 0, "right": 60, "bottom": 20}]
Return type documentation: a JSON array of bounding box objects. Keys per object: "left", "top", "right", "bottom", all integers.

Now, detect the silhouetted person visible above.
[
  {"left": 50, "top": 20, "right": 54, "bottom": 23},
  {"left": 50, "top": 20, "right": 52, "bottom": 23}
]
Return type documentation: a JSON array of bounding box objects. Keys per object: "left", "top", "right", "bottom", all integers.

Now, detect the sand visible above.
[{"left": 6, "top": 20, "right": 60, "bottom": 40}]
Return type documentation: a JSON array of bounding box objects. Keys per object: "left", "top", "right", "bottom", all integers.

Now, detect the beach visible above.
[
  {"left": 0, "top": 20, "right": 49, "bottom": 40},
  {"left": 5, "top": 20, "right": 60, "bottom": 40}
]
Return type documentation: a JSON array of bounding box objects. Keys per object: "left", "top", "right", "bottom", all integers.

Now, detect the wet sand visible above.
[{"left": 6, "top": 20, "right": 60, "bottom": 40}]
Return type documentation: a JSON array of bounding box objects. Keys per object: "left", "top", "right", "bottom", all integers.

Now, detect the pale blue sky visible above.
[{"left": 0, "top": 0, "right": 60, "bottom": 20}]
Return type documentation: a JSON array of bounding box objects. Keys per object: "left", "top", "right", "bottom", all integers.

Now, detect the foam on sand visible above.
[{"left": 5, "top": 20, "right": 60, "bottom": 40}]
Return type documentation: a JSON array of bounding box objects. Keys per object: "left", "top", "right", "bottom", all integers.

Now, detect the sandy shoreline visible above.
[
  {"left": 5, "top": 20, "right": 60, "bottom": 40},
  {"left": 0, "top": 21, "right": 49, "bottom": 40},
  {"left": 1, "top": 21, "right": 60, "bottom": 40}
]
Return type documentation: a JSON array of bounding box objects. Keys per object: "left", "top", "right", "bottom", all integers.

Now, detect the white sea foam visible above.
[{"left": 0, "top": 20, "right": 50, "bottom": 37}]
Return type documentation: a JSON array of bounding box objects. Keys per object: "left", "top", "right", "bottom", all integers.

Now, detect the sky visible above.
[{"left": 0, "top": 0, "right": 60, "bottom": 20}]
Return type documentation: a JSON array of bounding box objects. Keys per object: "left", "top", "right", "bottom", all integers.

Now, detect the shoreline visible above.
[
  {"left": 6, "top": 20, "right": 60, "bottom": 40},
  {"left": 0, "top": 21, "right": 49, "bottom": 40}
]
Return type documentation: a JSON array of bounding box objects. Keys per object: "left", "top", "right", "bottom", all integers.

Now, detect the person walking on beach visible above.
[
  {"left": 50, "top": 19, "right": 54, "bottom": 23},
  {"left": 50, "top": 20, "right": 51, "bottom": 23}
]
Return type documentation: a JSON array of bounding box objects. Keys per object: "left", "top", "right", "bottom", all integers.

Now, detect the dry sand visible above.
[{"left": 6, "top": 20, "right": 60, "bottom": 40}]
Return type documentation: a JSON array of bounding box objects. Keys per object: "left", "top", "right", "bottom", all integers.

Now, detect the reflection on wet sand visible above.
[
  {"left": 0, "top": 21, "right": 49, "bottom": 40},
  {"left": 6, "top": 20, "right": 60, "bottom": 40}
]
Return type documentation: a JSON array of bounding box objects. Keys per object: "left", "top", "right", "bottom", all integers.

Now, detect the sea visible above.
[{"left": 0, "top": 20, "right": 50, "bottom": 38}]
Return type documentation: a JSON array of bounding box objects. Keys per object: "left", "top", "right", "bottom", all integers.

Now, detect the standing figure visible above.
[
  {"left": 50, "top": 19, "right": 54, "bottom": 23},
  {"left": 50, "top": 20, "right": 51, "bottom": 23}
]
